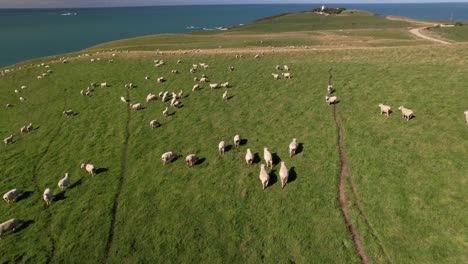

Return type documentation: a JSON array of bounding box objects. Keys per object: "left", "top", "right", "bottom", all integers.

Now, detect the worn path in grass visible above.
[
  {"left": 408, "top": 28, "right": 451, "bottom": 44},
  {"left": 386, "top": 16, "right": 451, "bottom": 44}
]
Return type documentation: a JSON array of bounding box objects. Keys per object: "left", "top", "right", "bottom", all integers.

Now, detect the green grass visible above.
[{"left": 430, "top": 25, "right": 468, "bottom": 42}]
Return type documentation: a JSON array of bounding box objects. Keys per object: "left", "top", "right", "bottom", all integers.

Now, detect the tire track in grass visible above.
[
  {"left": 332, "top": 105, "right": 369, "bottom": 264},
  {"left": 103, "top": 90, "right": 131, "bottom": 263}
]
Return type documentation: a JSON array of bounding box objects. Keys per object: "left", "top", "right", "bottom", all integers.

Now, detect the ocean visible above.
[{"left": 1, "top": 3, "right": 467, "bottom": 68}]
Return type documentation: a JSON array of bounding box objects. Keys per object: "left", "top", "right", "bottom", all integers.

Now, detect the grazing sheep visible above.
[
  {"left": 259, "top": 164, "right": 269, "bottom": 190},
  {"left": 263, "top": 148, "right": 273, "bottom": 168},
  {"left": 145, "top": 76, "right": 149, "bottom": 80},
  {"left": 272, "top": 73, "right": 280, "bottom": 80},
  {"left": 129, "top": 103, "right": 142, "bottom": 110},
  {"left": 0, "top": 219, "right": 25, "bottom": 239},
  {"left": 282, "top": 72, "right": 292, "bottom": 79},
  {"left": 222, "top": 90, "right": 228, "bottom": 100},
  {"left": 245, "top": 148, "right": 254, "bottom": 166},
  {"left": 58, "top": 173, "right": 70, "bottom": 191},
  {"left": 190, "top": 68, "right": 196, "bottom": 74},
  {"left": 158, "top": 91, "right": 164, "bottom": 98},
  {"left": 289, "top": 138, "right": 298, "bottom": 158},
  {"left": 20, "top": 86, "right": 27, "bottom": 90},
  {"left": 120, "top": 96, "right": 128, "bottom": 103},
  {"left": 327, "top": 85, "right": 335, "bottom": 94},
  {"left": 90, "top": 82, "right": 97, "bottom": 88},
  {"left": 464, "top": 111, "right": 468, "bottom": 125},
  {"left": 177, "top": 60, "right": 182, "bottom": 64},
  {"left": 80, "top": 163, "right": 96, "bottom": 176},
  {"left": 20, "top": 126, "right": 27, "bottom": 134},
  {"left": 220, "top": 82, "right": 229, "bottom": 88},
  {"left": 162, "top": 91, "right": 169, "bottom": 102},
  {"left": 200, "top": 77, "right": 208, "bottom": 83},
  {"left": 254, "top": 54, "right": 260, "bottom": 59},
  {"left": 193, "top": 77, "right": 199, "bottom": 82},
  {"left": 162, "top": 107, "right": 169, "bottom": 117},
  {"left": 3, "top": 135, "right": 13, "bottom": 144},
  {"left": 325, "top": 96, "right": 338, "bottom": 105},
  {"left": 63, "top": 110, "right": 75, "bottom": 117},
  {"left": 161, "top": 151, "right": 176, "bottom": 165},
  {"left": 19, "top": 97, "right": 25, "bottom": 102},
  {"left": 177, "top": 90, "right": 183, "bottom": 99},
  {"left": 185, "top": 154, "right": 199, "bottom": 167},
  {"left": 275, "top": 65, "right": 282, "bottom": 70},
  {"left": 171, "top": 70, "right": 178, "bottom": 74},
  {"left": 150, "top": 119, "right": 160, "bottom": 128},
  {"left": 146, "top": 93, "right": 157, "bottom": 102},
  {"left": 3, "top": 189, "right": 23, "bottom": 204},
  {"left": 43, "top": 188, "right": 52, "bottom": 205},
  {"left": 14, "top": 89, "right": 19, "bottom": 94},
  {"left": 229, "top": 66, "right": 235, "bottom": 72},
  {"left": 283, "top": 65, "right": 290, "bottom": 71},
  {"left": 208, "top": 83, "right": 218, "bottom": 89},
  {"left": 173, "top": 100, "right": 182, "bottom": 109},
  {"left": 218, "top": 141, "right": 225, "bottom": 154},
  {"left": 234, "top": 134, "right": 240, "bottom": 147},
  {"left": 192, "top": 84, "right": 200, "bottom": 91},
  {"left": 378, "top": 104, "right": 391, "bottom": 117},
  {"left": 157, "top": 77, "right": 166, "bottom": 83},
  {"left": 100, "top": 82, "right": 107, "bottom": 88},
  {"left": 279, "top": 161, "right": 289, "bottom": 189},
  {"left": 398, "top": 106, "right": 414, "bottom": 121}
]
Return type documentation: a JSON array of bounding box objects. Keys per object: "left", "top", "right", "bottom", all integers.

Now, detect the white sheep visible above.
[
  {"left": 150, "top": 119, "right": 160, "bottom": 128},
  {"left": 200, "top": 77, "right": 208, "bottom": 83},
  {"left": 58, "top": 173, "right": 70, "bottom": 191},
  {"left": 80, "top": 163, "right": 96, "bottom": 176},
  {"left": 398, "top": 106, "right": 414, "bottom": 121},
  {"left": 222, "top": 90, "right": 228, "bottom": 100},
  {"left": 0, "top": 219, "right": 25, "bottom": 239},
  {"left": 378, "top": 104, "right": 391, "bottom": 117},
  {"left": 259, "top": 164, "right": 269, "bottom": 190},
  {"left": 464, "top": 111, "right": 468, "bottom": 125},
  {"left": 3, "top": 189, "right": 23, "bottom": 204},
  {"left": 26, "top": 123, "right": 32, "bottom": 132},
  {"left": 229, "top": 66, "right": 235, "bottom": 72},
  {"left": 145, "top": 76, "right": 149, "bottom": 80},
  {"left": 218, "top": 141, "right": 225, "bottom": 154},
  {"left": 327, "top": 85, "right": 335, "bottom": 94},
  {"left": 14, "top": 89, "right": 19, "bottom": 94},
  {"left": 272, "top": 73, "right": 280, "bottom": 80},
  {"left": 63, "top": 109, "right": 75, "bottom": 117},
  {"left": 245, "top": 148, "right": 254, "bottom": 166},
  {"left": 163, "top": 107, "right": 169, "bottom": 117},
  {"left": 192, "top": 84, "right": 200, "bottom": 91},
  {"left": 157, "top": 77, "right": 166, "bottom": 83},
  {"left": 177, "top": 60, "right": 182, "bottom": 64},
  {"left": 146, "top": 93, "right": 157, "bottom": 102},
  {"left": 100, "top": 82, "right": 107, "bottom": 88},
  {"left": 279, "top": 161, "right": 289, "bottom": 189},
  {"left": 325, "top": 96, "right": 338, "bottom": 105},
  {"left": 19, "top": 97, "right": 25, "bottom": 102},
  {"left": 282, "top": 72, "right": 292, "bottom": 79},
  {"left": 161, "top": 91, "right": 169, "bottom": 102},
  {"left": 3, "top": 135, "right": 13, "bottom": 144},
  {"left": 220, "top": 82, "right": 229, "bottom": 88},
  {"left": 263, "top": 148, "right": 273, "bottom": 168},
  {"left": 120, "top": 96, "right": 128, "bottom": 103},
  {"left": 177, "top": 90, "right": 183, "bottom": 99},
  {"left": 20, "top": 86, "right": 27, "bottom": 90},
  {"left": 275, "top": 65, "right": 282, "bottom": 70},
  {"left": 171, "top": 70, "right": 178, "bottom": 74},
  {"left": 20, "top": 126, "right": 27, "bottom": 134},
  {"left": 254, "top": 54, "right": 260, "bottom": 59},
  {"left": 37, "top": 75, "right": 42, "bottom": 79},
  {"left": 289, "top": 138, "right": 298, "bottom": 158},
  {"left": 130, "top": 103, "right": 142, "bottom": 110},
  {"left": 161, "top": 151, "right": 176, "bottom": 165},
  {"left": 43, "top": 188, "right": 52, "bottom": 205},
  {"left": 158, "top": 91, "right": 164, "bottom": 98},
  {"left": 234, "top": 134, "right": 240, "bottom": 147},
  {"left": 283, "top": 65, "right": 290, "bottom": 71},
  {"left": 185, "top": 154, "right": 199, "bottom": 167}
]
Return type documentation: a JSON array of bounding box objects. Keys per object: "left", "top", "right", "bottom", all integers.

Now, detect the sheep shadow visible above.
[
  {"left": 194, "top": 158, "right": 206, "bottom": 166},
  {"left": 408, "top": 115, "right": 416, "bottom": 121},
  {"left": 296, "top": 143, "right": 304, "bottom": 155},
  {"left": 226, "top": 95, "right": 235, "bottom": 100},
  {"left": 53, "top": 191, "right": 66, "bottom": 202},
  {"left": 12, "top": 220, "right": 34, "bottom": 234},
  {"left": 224, "top": 144, "right": 233, "bottom": 153},
  {"left": 16, "top": 191, "right": 34, "bottom": 203},
  {"left": 253, "top": 153, "right": 262, "bottom": 164},
  {"left": 289, "top": 167, "right": 297, "bottom": 183},
  {"left": 95, "top": 167, "right": 108, "bottom": 175},
  {"left": 268, "top": 169, "right": 278, "bottom": 187},
  {"left": 167, "top": 112, "right": 176, "bottom": 117},
  {"left": 239, "top": 139, "right": 248, "bottom": 146},
  {"left": 272, "top": 153, "right": 281, "bottom": 166},
  {"left": 174, "top": 104, "right": 184, "bottom": 109},
  {"left": 69, "top": 178, "right": 83, "bottom": 189}
]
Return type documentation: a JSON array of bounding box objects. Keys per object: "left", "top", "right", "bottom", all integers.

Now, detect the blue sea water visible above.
[{"left": 0, "top": 3, "right": 467, "bottom": 67}]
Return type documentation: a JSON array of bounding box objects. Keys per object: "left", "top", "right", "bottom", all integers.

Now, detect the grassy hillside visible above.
[
  {"left": 430, "top": 25, "right": 468, "bottom": 42},
  {"left": 0, "top": 9, "right": 467, "bottom": 264}
]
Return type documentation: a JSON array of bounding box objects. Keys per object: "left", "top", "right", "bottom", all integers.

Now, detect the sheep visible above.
[
  {"left": 325, "top": 96, "right": 338, "bottom": 105},
  {"left": 289, "top": 138, "right": 298, "bottom": 158},
  {"left": 193, "top": 77, "right": 199, "bottom": 82},
  {"left": 146, "top": 93, "right": 157, "bottom": 102},
  {"left": 80, "top": 163, "right": 96, "bottom": 176},
  {"left": 0, "top": 219, "right": 25, "bottom": 239},
  {"left": 190, "top": 68, "right": 196, "bottom": 74},
  {"left": 90, "top": 58, "right": 95, "bottom": 62},
  {"left": 100, "top": 82, "right": 107, "bottom": 88},
  {"left": 259, "top": 164, "right": 269, "bottom": 190},
  {"left": 58, "top": 173, "right": 70, "bottom": 191},
  {"left": 245, "top": 148, "right": 254, "bottom": 166},
  {"left": 283, "top": 65, "right": 290, "bottom": 71},
  {"left": 171, "top": 92, "right": 177, "bottom": 99},
  {"left": 162, "top": 91, "right": 169, "bottom": 102},
  {"left": 19, "top": 97, "right": 25, "bottom": 102},
  {"left": 254, "top": 54, "right": 260, "bottom": 59},
  {"left": 170, "top": 97, "right": 177, "bottom": 107},
  {"left": 220, "top": 82, "right": 229, "bottom": 88},
  {"left": 177, "top": 90, "right": 183, "bottom": 99},
  {"left": 185, "top": 154, "right": 199, "bottom": 167},
  {"left": 275, "top": 65, "right": 282, "bottom": 70},
  {"left": 218, "top": 141, "right": 225, "bottom": 154},
  {"left": 129, "top": 103, "right": 142, "bottom": 110},
  {"left": 20, "top": 86, "right": 27, "bottom": 90},
  {"left": 202, "top": 64, "right": 209, "bottom": 70},
  {"left": 157, "top": 77, "right": 166, "bottom": 83},
  {"left": 234, "top": 134, "right": 240, "bottom": 147},
  {"left": 161, "top": 151, "right": 176, "bottom": 165},
  {"left": 26, "top": 123, "right": 33, "bottom": 132},
  {"left": 144, "top": 76, "right": 149, "bottom": 80},
  {"left": 398, "top": 106, "right": 414, "bottom": 121},
  {"left": 171, "top": 70, "right": 178, "bottom": 74},
  {"left": 63, "top": 110, "right": 75, "bottom": 117},
  {"left": 192, "top": 64, "right": 198, "bottom": 69},
  {"left": 3, "top": 135, "right": 13, "bottom": 144},
  {"left": 464, "top": 111, "right": 468, "bottom": 125},
  {"left": 200, "top": 77, "right": 208, "bottom": 83},
  {"left": 120, "top": 96, "right": 128, "bottom": 103},
  {"left": 14, "top": 89, "right": 19, "bottom": 94},
  {"left": 263, "top": 148, "right": 273, "bottom": 168},
  {"left": 222, "top": 90, "right": 228, "bottom": 100},
  {"left": 229, "top": 66, "right": 235, "bottom": 72},
  {"left": 90, "top": 82, "right": 97, "bottom": 88},
  {"left": 150, "top": 119, "right": 160, "bottom": 128},
  {"left": 3, "top": 189, "right": 23, "bottom": 204},
  {"left": 158, "top": 91, "right": 164, "bottom": 98},
  {"left": 192, "top": 84, "right": 200, "bottom": 91},
  {"left": 177, "top": 60, "right": 182, "bottom": 64},
  {"left": 282, "top": 72, "right": 292, "bottom": 79},
  {"left": 327, "top": 85, "right": 335, "bottom": 94},
  {"left": 210, "top": 83, "right": 218, "bottom": 89},
  {"left": 162, "top": 107, "right": 169, "bottom": 117},
  {"left": 37, "top": 75, "right": 43, "bottom": 79},
  {"left": 378, "top": 104, "right": 391, "bottom": 117},
  {"left": 43, "top": 188, "right": 52, "bottom": 205},
  {"left": 272, "top": 73, "right": 280, "bottom": 80},
  {"left": 20, "top": 126, "right": 27, "bottom": 134},
  {"left": 279, "top": 161, "right": 289, "bottom": 189}
]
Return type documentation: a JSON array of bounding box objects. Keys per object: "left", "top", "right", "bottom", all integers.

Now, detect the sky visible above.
[{"left": 0, "top": 0, "right": 467, "bottom": 8}]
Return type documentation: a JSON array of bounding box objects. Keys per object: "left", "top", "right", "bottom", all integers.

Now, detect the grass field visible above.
[
  {"left": 0, "top": 9, "right": 467, "bottom": 264},
  {"left": 430, "top": 25, "right": 468, "bottom": 42}
]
